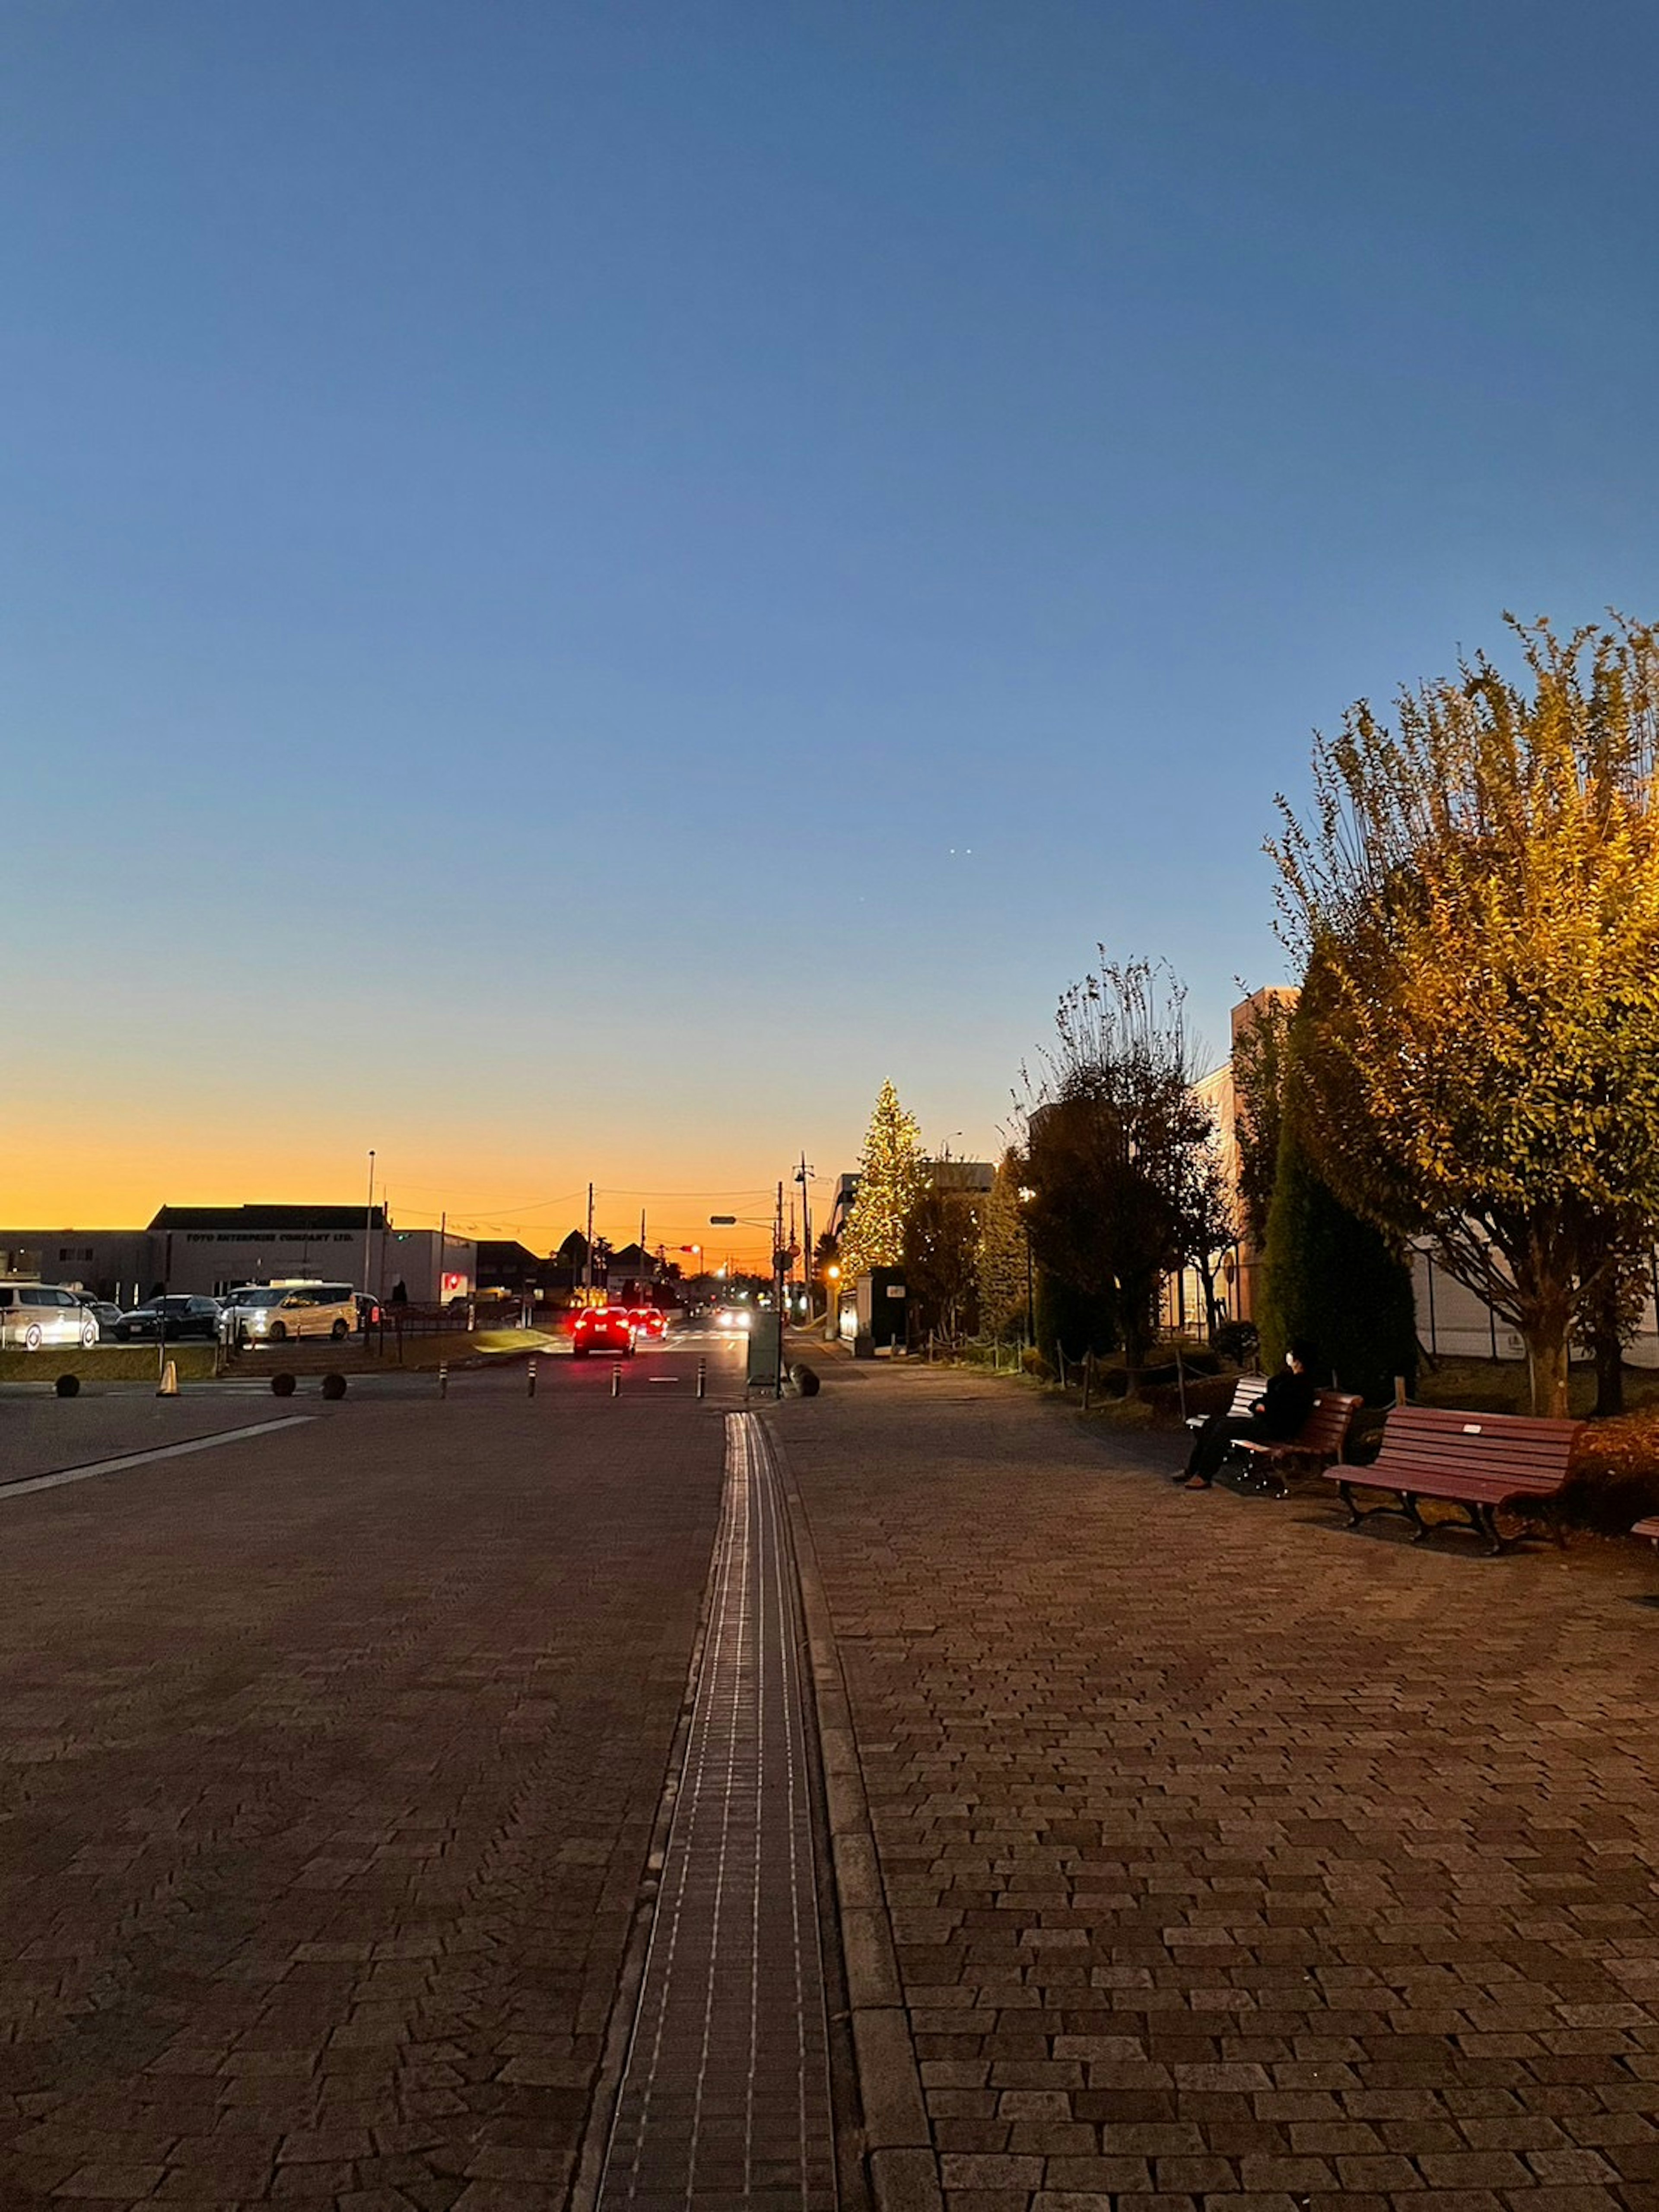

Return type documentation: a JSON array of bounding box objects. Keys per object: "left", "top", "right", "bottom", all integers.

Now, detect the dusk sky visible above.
[{"left": 7, "top": 2, "right": 1658, "bottom": 1262}]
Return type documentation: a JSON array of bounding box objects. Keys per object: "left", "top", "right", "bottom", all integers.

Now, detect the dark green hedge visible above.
[{"left": 1261, "top": 1116, "right": 1418, "bottom": 1406}]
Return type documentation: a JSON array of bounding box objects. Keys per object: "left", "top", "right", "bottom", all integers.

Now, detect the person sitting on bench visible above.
[{"left": 1177, "top": 1339, "right": 1319, "bottom": 1492}]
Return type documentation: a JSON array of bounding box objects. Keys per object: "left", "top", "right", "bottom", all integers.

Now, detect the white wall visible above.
[
  {"left": 1412, "top": 1248, "right": 1659, "bottom": 1371},
  {"left": 381, "top": 1230, "right": 477, "bottom": 1304}
]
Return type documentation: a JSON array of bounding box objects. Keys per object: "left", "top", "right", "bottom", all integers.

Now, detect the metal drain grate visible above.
[{"left": 595, "top": 1412, "right": 837, "bottom": 2209}]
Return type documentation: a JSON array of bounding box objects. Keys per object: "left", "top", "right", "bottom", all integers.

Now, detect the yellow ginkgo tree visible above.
[{"left": 1270, "top": 615, "right": 1659, "bottom": 1415}]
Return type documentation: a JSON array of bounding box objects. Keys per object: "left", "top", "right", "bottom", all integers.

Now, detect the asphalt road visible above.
[
  {"left": 0, "top": 1331, "right": 760, "bottom": 1489},
  {"left": 0, "top": 1335, "right": 753, "bottom": 2208}
]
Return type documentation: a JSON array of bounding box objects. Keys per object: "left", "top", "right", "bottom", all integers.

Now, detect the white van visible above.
[
  {"left": 221, "top": 1281, "right": 357, "bottom": 1343},
  {"left": 0, "top": 1282, "right": 100, "bottom": 1351}
]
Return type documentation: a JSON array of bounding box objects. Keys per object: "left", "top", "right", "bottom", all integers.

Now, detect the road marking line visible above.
[{"left": 0, "top": 1416, "right": 315, "bottom": 1501}]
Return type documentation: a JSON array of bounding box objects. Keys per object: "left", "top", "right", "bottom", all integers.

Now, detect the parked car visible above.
[
  {"left": 0, "top": 1282, "right": 101, "bottom": 1352},
  {"left": 115, "top": 1295, "right": 223, "bottom": 1342},
  {"left": 220, "top": 1281, "right": 357, "bottom": 1343},
  {"left": 72, "top": 1294, "right": 126, "bottom": 1342},
  {"left": 571, "top": 1307, "right": 637, "bottom": 1359}
]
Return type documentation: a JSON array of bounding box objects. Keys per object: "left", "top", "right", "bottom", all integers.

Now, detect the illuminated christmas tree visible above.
[{"left": 839, "top": 1079, "right": 924, "bottom": 1279}]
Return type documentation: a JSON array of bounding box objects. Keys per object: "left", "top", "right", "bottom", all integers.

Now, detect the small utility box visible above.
[
  {"left": 855, "top": 1269, "right": 908, "bottom": 1352},
  {"left": 746, "top": 1307, "right": 784, "bottom": 1390}
]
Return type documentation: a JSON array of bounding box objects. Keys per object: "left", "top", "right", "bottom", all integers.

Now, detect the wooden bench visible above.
[
  {"left": 1185, "top": 1373, "right": 1266, "bottom": 1433},
  {"left": 1631, "top": 1516, "right": 1659, "bottom": 1546},
  {"left": 1228, "top": 1389, "right": 1363, "bottom": 1493},
  {"left": 1327, "top": 1405, "right": 1582, "bottom": 1553}
]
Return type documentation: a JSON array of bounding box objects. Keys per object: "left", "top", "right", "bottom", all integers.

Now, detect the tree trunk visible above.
[
  {"left": 1593, "top": 1334, "right": 1625, "bottom": 1418},
  {"left": 1118, "top": 1273, "right": 1158, "bottom": 1398},
  {"left": 1522, "top": 1320, "right": 1570, "bottom": 1418},
  {"left": 1195, "top": 1260, "right": 1222, "bottom": 1343},
  {"left": 1583, "top": 1265, "right": 1631, "bottom": 1418}
]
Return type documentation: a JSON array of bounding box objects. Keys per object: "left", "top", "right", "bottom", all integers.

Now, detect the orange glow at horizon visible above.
[{"left": 2, "top": 1128, "right": 804, "bottom": 1275}]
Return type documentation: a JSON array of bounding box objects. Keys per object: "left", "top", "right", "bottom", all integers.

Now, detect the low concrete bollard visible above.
[
  {"left": 271, "top": 1372, "right": 297, "bottom": 1398},
  {"left": 789, "top": 1362, "right": 821, "bottom": 1398},
  {"left": 54, "top": 1373, "right": 79, "bottom": 1399},
  {"left": 321, "top": 1373, "right": 347, "bottom": 1401}
]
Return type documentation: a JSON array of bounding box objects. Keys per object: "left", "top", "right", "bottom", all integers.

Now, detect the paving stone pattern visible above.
[
  {"left": 776, "top": 1370, "right": 1659, "bottom": 2212},
  {"left": 0, "top": 1387, "right": 725, "bottom": 2210},
  {"left": 597, "top": 1413, "right": 836, "bottom": 2210}
]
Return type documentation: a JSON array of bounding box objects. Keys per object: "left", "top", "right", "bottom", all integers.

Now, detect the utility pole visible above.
[
  {"left": 774, "top": 1179, "right": 786, "bottom": 1398},
  {"left": 437, "top": 1210, "right": 446, "bottom": 1307},
  {"left": 362, "top": 1149, "right": 376, "bottom": 1298},
  {"left": 795, "top": 1154, "right": 813, "bottom": 1320},
  {"left": 585, "top": 1183, "right": 594, "bottom": 1299}
]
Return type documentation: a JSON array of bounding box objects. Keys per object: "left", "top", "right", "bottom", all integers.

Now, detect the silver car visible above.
[
  {"left": 0, "top": 1283, "right": 100, "bottom": 1352},
  {"left": 221, "top": 1281, "right": 357, "bottom": 1343}
]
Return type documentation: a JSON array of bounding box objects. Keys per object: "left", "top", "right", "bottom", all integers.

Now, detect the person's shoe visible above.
[
  {"left": 1183, "top": 1475, "right": 1211, "bottom": 1491},
  {"left": 1172, "top": 1470, "right": 1197, "bottom": 1484}
]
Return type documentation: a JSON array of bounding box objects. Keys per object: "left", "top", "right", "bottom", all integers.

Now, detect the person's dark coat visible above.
[{"left": 1252, "top": 1362, "right": 1318, "bottom": 1441}]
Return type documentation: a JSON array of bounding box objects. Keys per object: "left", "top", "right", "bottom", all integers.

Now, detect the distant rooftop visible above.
[{"left": 148, "top": 1204, "right": 388, "bottom": 1234}]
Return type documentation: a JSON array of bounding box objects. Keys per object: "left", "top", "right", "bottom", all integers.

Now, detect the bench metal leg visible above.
[
  {"left": 1342, "top": 1482, "right": 1419, "bottom": 1533},
  {"left": 1413, "top": 1496, "right": 1521, "bottom": 1554},
  {"left": 1347, "top": 1481, "right": 1553, "bottom": 1557},
  {"left": 1476, "top": 1502, "right": 1512, "bottom": 1555}
]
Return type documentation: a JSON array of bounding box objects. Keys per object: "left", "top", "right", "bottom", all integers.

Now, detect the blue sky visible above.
[{"left": 6, "top": 1, "right": 1657, "bottom": 1247}]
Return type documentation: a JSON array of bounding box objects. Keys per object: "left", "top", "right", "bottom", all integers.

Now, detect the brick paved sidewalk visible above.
[
  {"left": 0, "top": 1393, "right": 724, "bottom": 2211},
  {"left": 775, "top": 1368, "right": 1659, "bottom": 2212}
]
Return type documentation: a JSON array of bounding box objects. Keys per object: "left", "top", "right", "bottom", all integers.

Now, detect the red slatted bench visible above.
[
  {"left": 1327, "top": 1405, "right": 1582, "bottom": 1554},
  {"left": 1185, "top": 1373, "right": 1266, "bottom": 1434},
  {"left": 1229, "top": 1390, "right": 1363, "bottom": 1495},
  {"left": 1632, "top": 1517, "right": 1659, "bottom": 1547}
]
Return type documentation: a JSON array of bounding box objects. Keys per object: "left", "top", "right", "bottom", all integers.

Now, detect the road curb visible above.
[{"left": 768, "top": 1416, "right": 942, "bottom": 2212}]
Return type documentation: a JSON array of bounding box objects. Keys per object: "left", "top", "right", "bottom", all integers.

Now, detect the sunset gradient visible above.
[{"left": 9, "top": 2, "right": 1659, "bottom": 1262}]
